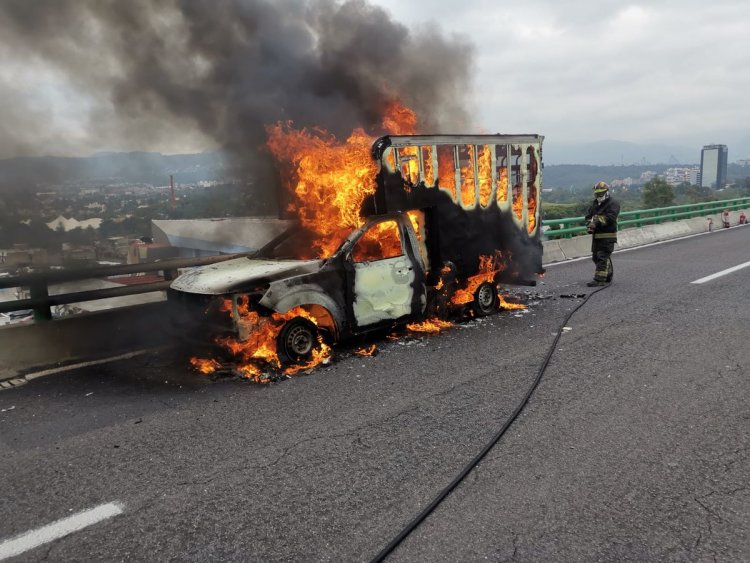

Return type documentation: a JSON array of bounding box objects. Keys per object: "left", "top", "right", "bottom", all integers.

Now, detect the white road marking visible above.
[
  {"left": 22, "top": 348, "right": 161, "bottom": 381},
  {"left": 691, "top": 261, "right": 750, "bottom": 284},
  {"left": 0, "top": 502, "right": 124, "bottom": 561}
]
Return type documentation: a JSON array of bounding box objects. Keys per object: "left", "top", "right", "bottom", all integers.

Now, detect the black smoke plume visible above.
[{"left": 0, "top": 0, "right": 474, "bottom": 209}]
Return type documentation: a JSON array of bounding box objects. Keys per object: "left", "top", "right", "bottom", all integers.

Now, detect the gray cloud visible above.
[{"left": 0, "top": 0, "right": 473, "bottom": 180}]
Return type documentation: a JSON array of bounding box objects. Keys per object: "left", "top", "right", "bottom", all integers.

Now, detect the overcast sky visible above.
[
  {"left": 0, "top": 0, "right": 748, "bottom": 160},
  {"left": 374, "top": 0, "right": 750, "bottom": 154}
]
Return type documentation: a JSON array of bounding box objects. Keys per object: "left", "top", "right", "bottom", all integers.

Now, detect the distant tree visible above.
[
  {"left": 674, "top": 182, "right": 714, "bottom": 204},
  {"left": 642, "top": 178, "right": 674, "bottom": 208}
]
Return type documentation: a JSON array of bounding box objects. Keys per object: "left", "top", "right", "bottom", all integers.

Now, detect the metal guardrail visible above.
[
  {"left": 543, "top": 197, "right": 750, "bottom": 239},
  {"left": 0, "top": 253, "right": 243, "bottom": 320}
]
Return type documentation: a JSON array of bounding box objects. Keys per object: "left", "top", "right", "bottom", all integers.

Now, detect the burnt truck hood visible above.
[{"left": 170, "top": 257, "right": 324, "bottom": 295}]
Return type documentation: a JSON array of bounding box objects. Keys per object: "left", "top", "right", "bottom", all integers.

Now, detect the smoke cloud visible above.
[{"left": 0, "top": 0, "right": 474, "bottom": 206}]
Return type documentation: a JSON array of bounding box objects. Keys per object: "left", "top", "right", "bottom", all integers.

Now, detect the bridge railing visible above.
[
  {"left": 543, "top": 197, "right": 750, "bottom": 239},
  {"left": 0, "top": 254, "right": 242, "bottom": 320}
]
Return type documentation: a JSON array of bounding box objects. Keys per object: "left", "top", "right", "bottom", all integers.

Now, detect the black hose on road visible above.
[{"left": 370, "top": 284, "right": 611, "bottom": 562}]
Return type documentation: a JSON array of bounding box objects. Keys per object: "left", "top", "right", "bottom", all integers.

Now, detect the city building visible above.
[
  {"left": 664, "top": 167, "right": 700, "bottom": 187},
  {"left": 700, "top": 144, "right": 728, "bottom": 188}
]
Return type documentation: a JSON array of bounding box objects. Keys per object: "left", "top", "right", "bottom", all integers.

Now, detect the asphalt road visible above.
[{"left": 1, "top": 226, "right": 748, "bottom": 562}]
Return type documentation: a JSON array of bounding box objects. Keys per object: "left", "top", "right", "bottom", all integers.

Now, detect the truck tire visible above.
[
  {"left": 277, "top": 317, "right": 318, "bottom": 365},
  {"left": 473, "top": 281, "right": 498, "bottom": 317}
]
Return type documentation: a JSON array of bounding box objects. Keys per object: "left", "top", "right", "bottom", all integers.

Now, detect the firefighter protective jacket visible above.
[{"left": 585, "top": 195, "right": 620, "bottom": 240}]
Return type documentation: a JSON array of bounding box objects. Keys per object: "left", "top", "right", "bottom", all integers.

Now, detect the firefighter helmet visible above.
[{"left": 593, "top": 181, "right": 609, "bottom": 194}]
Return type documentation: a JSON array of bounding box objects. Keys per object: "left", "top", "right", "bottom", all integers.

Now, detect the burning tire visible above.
[
  {"left": 277, "top": 317, "right": 319, "bottom": 365},
  {"left": 472, "top": 281, "right": 498, "bottom": 316}
]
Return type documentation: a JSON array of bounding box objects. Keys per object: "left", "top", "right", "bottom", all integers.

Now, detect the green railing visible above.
[{"left": 543, "top": 197, "right": 750, "bottom": 239}]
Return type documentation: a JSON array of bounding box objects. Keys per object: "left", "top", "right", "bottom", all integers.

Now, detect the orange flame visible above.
[
  {"left": 459, "top": 145, "right": 476, "bottom": 207},
  {"left": 499, "top": 295, "right": 527, "bottom": 310},
  {"left": 351, "top": 219, "right": 403, "bottom": 262},
  {"left": 421, "top": 145, "right": 435, "bottom": 186},
  {"left": 497, "top": 167, "right": 508, "bottom": 203},
  {"left": 512, "top": 184, "right": 523, "bottom": 220},
  {"left": 266, "top": 124, "right": 376, "bottom": 258},
  {"left": 214, "top": 300, "right": 332, "bottom": 377},
  {"left": 381, "top": 100, "right": 417, "bottom": 135},
  {"left": 189, "top": 357, "right": 221, "bottom": 375},
  {"left": 437, "top": 145, "right": 457, "bottom": 201},
  {"left": 398, "top": 145, "right": 420, "bottom": 186},
  {"left": 407, "top": 318, "right": 454, "bottom": 334},
  {"left": 282, "top": 337, "right": 332, "bottom": 376},
  {"left": 266, "top": 99, "right": 417, "bottom": 258},
  {"left": 478, "top": 145, "right": 492, "bottom": 207},
  {"left": 451, "top": 252, "right": 508, "bottom": 306},
  {"left": 355, "top": 344, "right": 377, "bottom": 356},
  {"left": 527, "top": 189, "right": 537, "bottom": 233}
]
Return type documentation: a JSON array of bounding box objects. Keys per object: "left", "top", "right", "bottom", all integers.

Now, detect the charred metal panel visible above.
[
  {"left": 365, "top": 135, "right": 544, "bottom": 282},
  {"left": 352, "top": 256, "right": 415, "bottom": 326},
  {"left": 259, "top": 268, "right": 347, "bottom": 332},
  {"left": 170, "top": 258, "right": 322, "bottom": 295},
  {"left": 361, "top": 176, "right": 543, "bottom": 281},
  {"left": 261, "top": 284, "right": 344, "bottom": 334}
]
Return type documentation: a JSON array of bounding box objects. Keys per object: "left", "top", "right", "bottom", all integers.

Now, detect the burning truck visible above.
[{"left": 168, "top": 132, "right": 544, "bottom": 375}]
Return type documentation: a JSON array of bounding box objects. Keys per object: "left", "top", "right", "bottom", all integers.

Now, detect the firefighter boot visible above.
[{"left": 587, "top": 279, "right": 608, "bottom": 287}]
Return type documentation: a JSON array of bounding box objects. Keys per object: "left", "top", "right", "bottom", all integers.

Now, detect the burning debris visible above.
[
  {"left": 354, "top": 344, "right": 378, "bottom": 357},
  {"left": 190, "top": 298, "right": 333, "bottom": 380},
  {"left": 406, "top": 318, "right": 454, "bottom": 335}
]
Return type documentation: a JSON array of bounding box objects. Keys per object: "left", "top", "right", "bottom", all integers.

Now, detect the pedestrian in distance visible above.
[{"left": 584, "top": 181, "right": 620, "bottom": 287}]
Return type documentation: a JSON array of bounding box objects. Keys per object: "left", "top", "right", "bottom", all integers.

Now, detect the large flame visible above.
[
  {"left": 191, "top": 298, "right": 333, "bottom": 381},
  {"left": 266, "top": 100, "right": 417, "bottom": 258}
]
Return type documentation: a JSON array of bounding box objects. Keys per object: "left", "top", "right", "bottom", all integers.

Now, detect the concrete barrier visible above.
[
  {"left": 0, "top": 301, "right": 177, "bottom": 377},
  {"left": 544, "top": 208, "right": 749, "bottom": 263}
]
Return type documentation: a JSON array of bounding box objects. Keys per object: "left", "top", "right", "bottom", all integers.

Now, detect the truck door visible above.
[{"left": 349, "top": 218, "right": 423, "bottom": 328}]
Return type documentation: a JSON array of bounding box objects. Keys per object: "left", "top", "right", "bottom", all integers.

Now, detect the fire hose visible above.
[{"left": 370, "top": 283, "right": 612, "bottom": 562}]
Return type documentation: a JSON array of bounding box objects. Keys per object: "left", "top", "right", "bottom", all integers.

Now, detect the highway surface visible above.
[{"left": 1, "top": 226, "right": 749, "bottom": 562}]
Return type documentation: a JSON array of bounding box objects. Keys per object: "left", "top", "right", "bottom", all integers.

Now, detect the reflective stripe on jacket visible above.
[{"left": 585, "top": 196, "right": 620, "bottom": 241}]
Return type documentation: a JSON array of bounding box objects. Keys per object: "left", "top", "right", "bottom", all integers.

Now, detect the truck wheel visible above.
[
  {"left": 473, "top": 282, "right": 498, "bottom": 316},
  {"left": 277, "top": 318, "right": 318, "bottom": 364}
]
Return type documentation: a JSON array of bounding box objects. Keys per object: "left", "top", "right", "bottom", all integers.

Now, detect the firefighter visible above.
[{"left": 584, "top": 181, "right": 620, "bottom": 287}]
